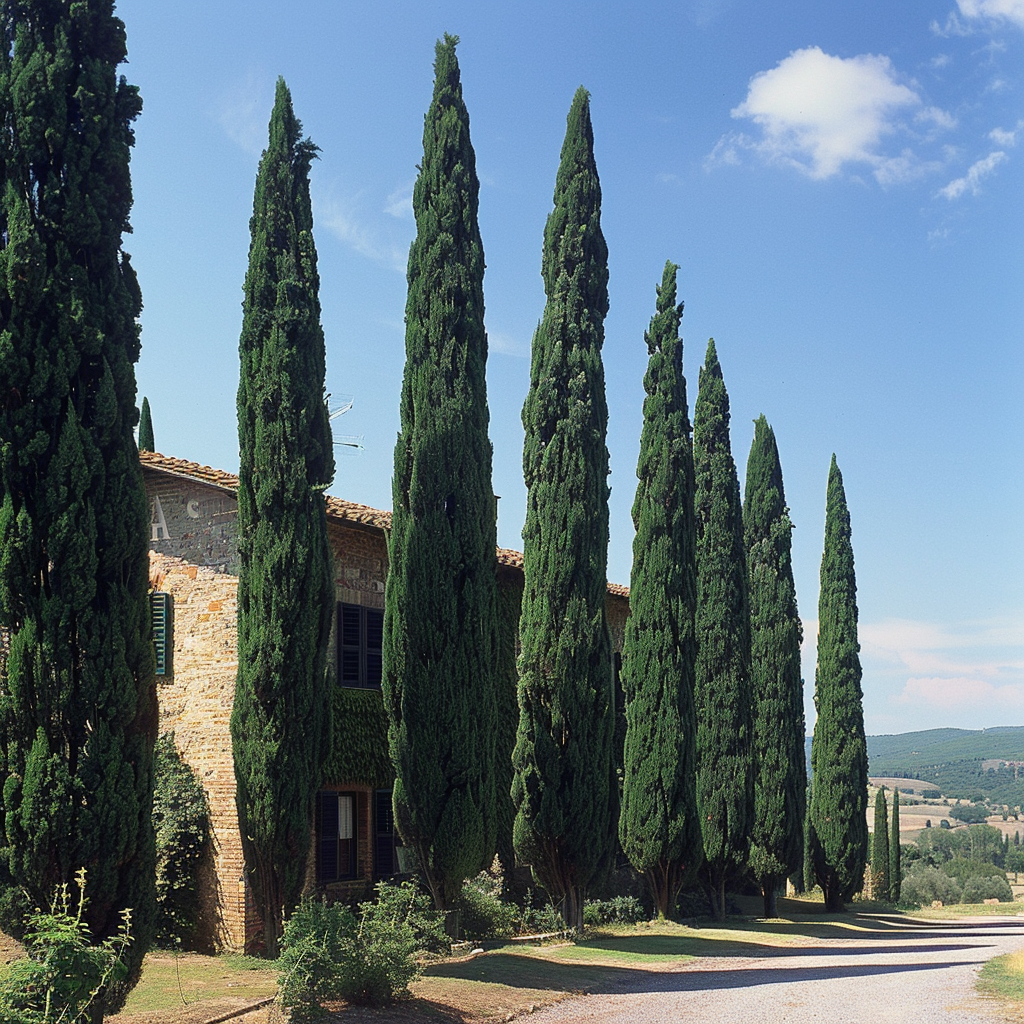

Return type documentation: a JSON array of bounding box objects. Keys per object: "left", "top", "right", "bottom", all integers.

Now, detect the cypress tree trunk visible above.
[
  {"left": 383, "top": 36, "right": 499, "bottom": 916},
  {"left": 0, "top": 1, "right": 156, "bottom": 1009},
  {"left": 619, "top": 262, "right": 701, "bottom": 921},
  {"left": 232, "top": 80, "right": 335, "bottom": 957},
  {"left": 889, "top": 790, "right": 902, "bottom": 902},
  {"left": 809, "top": 456, "right": 868, "bottom": 914},
  {"left": 744, "top": 416, "right": 806, "bottom": 919},
  {"left": 871, "top": 788, "right": 889, "bottom": 900},
  {"left": 513, "top": 88, "right": 615, "bottom": 933},
  {"left": 692, "top": 340, "right": 753, "bottom": 922},
  {"left": 138, "top": 396, "right": 154, "bottom": 452}
]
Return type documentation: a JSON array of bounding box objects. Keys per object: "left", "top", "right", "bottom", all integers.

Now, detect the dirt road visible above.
[{"left": 527, "top": 915, "right": 1024, "bottom": 1023}]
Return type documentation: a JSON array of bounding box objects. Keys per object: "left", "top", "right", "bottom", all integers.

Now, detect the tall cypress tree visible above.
[
  {"left": 692, "top": 339, "right": 753, "bottom": 921},
  {"left": 809, "top": 456, "right": 868, "bottom": 912},
  {"left": 619, "top": 262, "right": 701, "bottom": 920},
  {"left": 138, "top": 397, "right": 154, "bottom": 452},
  {"left": 231, "top": 79, "right": 335, "bottom": 957},
  {"left": 0, "top": 0, "right": 156, "bottom": 1007},
  {"left": 871, "top": 788, "right": 889, "bottom": 900},
  {"left": 513, "top": 87, "right": 615, "bottom": 933},
  {"left": 744, "top": 416, "right": 806, "bottom": 917},
  {"left": 889, "top": 790, "right": 901, "bottom": 903},
  {"left": 383, "top": 36, "right": 499, "bottom": 916}
]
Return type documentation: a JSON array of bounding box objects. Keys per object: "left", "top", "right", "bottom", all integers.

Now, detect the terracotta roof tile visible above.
[{"left": 139, "top": 450, "right": 628, "bottom": 599}]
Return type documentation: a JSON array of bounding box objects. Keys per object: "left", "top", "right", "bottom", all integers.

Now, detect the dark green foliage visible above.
[
  {"left": 871, "top": 789, "right": 889, "bottom": 900},
  {"left": 0, "top": 1, "right": 155, "bottom": 1006},
  {"left": 153, "top": 735, "right": 211, "bottom": 950},
  {"left": 917, "top": 823, "right": 1005, "bottom": 866},
  {"left": 618, "top": 262, "right": 700, "bottom": 920},
  {"left": 809, "top": 456, "right": 868, "bottom": 911},
  {"left": 323, "top": 688, "right": 392, "bottom": 789},
  {"left": 231, "top": 79, "right": 335, "bottom": 957},
  {"left": 457, "top": 870, "right": 518, "bottom": 939},
  {"left": 495, "top": 578, "right": 523, "bottom": 880},
  {"left": 889, "top": 791, "right": 901, "bottom": 902},
  {"left": 138, "top": 397, "right": 154, "bottom": 452},
  {"left": 743, "top": 416, "right": 806, "bottom": 917},
  {"left": 691, "top": 340, "right": 753, "bottom": 920},
  {"left": 949, "top": 803, "right": 989, "bottom": 824},
  {"left": 512, "top": 87, "right": 615, "bottom": 934},
  {"left": 383, "top": 36, "right": 499, "bottom": 915}
]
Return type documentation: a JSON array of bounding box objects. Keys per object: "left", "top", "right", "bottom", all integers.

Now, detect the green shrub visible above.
[
  {"left": 458, "top": 872, "right": 518, "bottom": 939},
  {"left": 961, "top": 874, "right": 1013, "bottom": 903},
  {"left": 922, "top": 790, "right": 942, "bottom": 799},
  {"left": 153, "top": 734, "right": 212, "bottom": 949},
  {"left": 901, "top": 866, "right": 962, "bottom": 907},
  {"left": 0, "top": 871, "right": 132, "bottom": 1024},
  {"left": 583, "top": 896, "right": 645, "bottom": 927},
  {"left": 949, "top": 803, "right": 990, "bottom": 824},
  {"left": 941, "top": 858, "right": 1006, "bottom": 885},
  {"left": 278, "top": 881, "right": 447, "bottom": 1016}
]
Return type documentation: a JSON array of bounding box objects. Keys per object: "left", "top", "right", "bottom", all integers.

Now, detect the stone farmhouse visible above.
[{"left": 141, "top": 450, "right": 630, "bottom": 951}]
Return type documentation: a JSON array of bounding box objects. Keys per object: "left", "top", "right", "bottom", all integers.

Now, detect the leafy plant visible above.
[
  {"left": 901, "top": 866, "right": 962, "bottom": 907},
  {"left": 458, "top": 872, "right": 518, "bottom": 939},
  {"left": 0, "top": 870, "right": 132, "bottom": 1024},
  {"left": 153, "top": 734, "right": 211, "bottom": 949},
  {"left": 583, "top": 896, "right": 645, "bottom": 927},
  {"left": 960, "top": 875, "right": 1013, "bottom": 903},
  {"left": 277, "top": 881, "right": 447, "bottom": 1016}
]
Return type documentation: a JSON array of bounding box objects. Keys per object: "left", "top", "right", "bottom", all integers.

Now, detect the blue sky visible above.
[{"left": 121, "top": 0, "right": 1023, "bottom": 736}]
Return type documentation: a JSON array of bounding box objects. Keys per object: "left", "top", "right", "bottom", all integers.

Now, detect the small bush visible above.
[
  {"left": 583, "top": 896, "right": 645, "bottom": 927},
  {"left": 458, "top": 872, "right": 518, "bottom": 939},
  {"left": 0, "top": 870, "right": 132, "bottom": 1024},
  {"left": 901, "top": 866, "right": 962, "bottom": 907},
  {"left": 278, "top": 882, "right": 447, "bottom": 1016},
  {"left": 961, "top": 874, "right": 1013, "bottom": 903},
  {"left": 941, "top": 858, "right": 1006, "bottom": 885}
]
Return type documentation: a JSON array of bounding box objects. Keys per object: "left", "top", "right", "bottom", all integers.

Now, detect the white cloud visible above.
[
  {"left": 214, "top": 71, "right": 274, "bottom": 156},
  {"left": 384, "top": 181, "right": 414, "bottom": 219},
  {"left": 489, "top": 331, "right": 530, "bottom": 358},
  {"left": 727, "top": 47, "right": 923, "bottom": 181},
  {"left": 916, "top": 106, "right": 959, "bottom": 132},
  {"left": 957, "top": 0, "right": 1024, "bottom": 28},
  {"left": 990, "top": 119, "right": 1024, "bottom": 145},
  {"left": 313, "top": 189, "right": 410, "bottom": 271},
  {"left": 937, "top": 149, "right": 1008, "bottom": 197}
]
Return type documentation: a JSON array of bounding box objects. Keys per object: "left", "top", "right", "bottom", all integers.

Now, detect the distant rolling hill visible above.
[{"left": 804, "top": 726, "right": 1024, "bottom": 805}]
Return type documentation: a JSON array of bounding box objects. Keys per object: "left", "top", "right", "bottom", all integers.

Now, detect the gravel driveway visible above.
[{"left": 527, "top": 915, "right": 1024, "bottom": 1023}]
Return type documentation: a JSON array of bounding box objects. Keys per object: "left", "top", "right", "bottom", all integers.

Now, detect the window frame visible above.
[
  {"left": 338, "top": 602, "right": 383, "bottom": 689},
  {"left": 316, "top": 789, "right": 358, "bottom": 883}
]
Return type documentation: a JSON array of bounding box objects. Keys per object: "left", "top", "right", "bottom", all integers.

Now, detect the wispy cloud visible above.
[
  {"left": 957, "top": 0, "right": 1024, "bottom": 28},
  {"left": 716, "top": 47, "right": 945, "bottom": 183},
  {"left": 937, "top": 149, "right": 1008, "bottom": 197},
  {"left": 860, "top": 616, "right": 1024, "bottom": 715},
  {"left": 214, "top": 71, "right": 274, "bottom": 156},
  {"left": 384, "top": 181, "right": 414, "bottom": 219},
  {"left": 489, "top": 330, "right": 530, "bottom": 358},
  {"left": 990, "top": 119, "right": 1024, "bottom": 145},
  {"left": 313, "top": 188, "right": 411, "bottom": 271}
]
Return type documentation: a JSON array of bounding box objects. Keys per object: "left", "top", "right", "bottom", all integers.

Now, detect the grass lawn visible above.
[{"left": 978, "top": 950, "right": 1024, "bottom": 1021}]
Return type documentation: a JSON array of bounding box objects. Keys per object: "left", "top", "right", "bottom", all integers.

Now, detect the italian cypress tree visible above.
[
  {"left": 744, "top": 416, "right": 806, "bottom": 917},
  {"left": 382, "top": 35, "right": 499, "bottom": 917},
  {"left": 871, "top": 788, "right": 889, "bottom": 900},
  {"left": 619, "top": 261, "right": 701, "bottom": 920},
  {"left": 0, "top": 0, "right": 156, "bottom": 1008},
  {"left": 512, "top": 87, "right": 615, "bottom": 934},
  {"left": 692, "top": 339, "right": 754, "bottom": 921},
  {"left": 809, "top": 456, "right": 868, "bottom": 912},
  {"left": 231, "top": 79, "right": 335, "bottom": 957},
  {"left": 889, "top": 790, "right": 901, "bottom": 902},
  {"left": 138, "top": 396, "right": 154, "bottom": 452},
  {"left": 495, "top": 577, "right": 523, "bottom": 883}
]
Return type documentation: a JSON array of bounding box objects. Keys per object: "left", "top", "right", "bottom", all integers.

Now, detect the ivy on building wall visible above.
[{"left": 325, "top": 688, "right": 393, "bottom": 788}]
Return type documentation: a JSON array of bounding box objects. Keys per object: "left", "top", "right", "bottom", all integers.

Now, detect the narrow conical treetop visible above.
[
  {"left": 889, "top": 790, "right": 902, "bottom": 902},
  {"left": 513, "top": 87, "right": 615, "bottom": 933},
  {"left": 744, "top": 415, "right": 806, "bottom": 917},
  {"left": 383, "top": 35, "right": 499, "bottom": 915},
  {"left": 619, "top": 261, "right": 701, "bottom": 920},
  {"left": 692, "top": 339, "right": 754, "bottom": 920},
  {"left": 809, "top": 455, "right": 868, "bottom": 912},
  {"left": 139, "top": 397, "right": 155, "bottom": 452},
  {"left": 0, "top": 1, "right": 155, "bottom": 1006},
  {"left": 231, "top": 78, "right": 335, "bottom": 956},
  {"left": 871, "top": 788, "right": 889, "bottom": 900}
]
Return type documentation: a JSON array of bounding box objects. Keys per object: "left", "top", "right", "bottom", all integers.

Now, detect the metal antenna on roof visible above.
[{"left": 327, "top": 392, "right": 364, "bottom": 453}]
